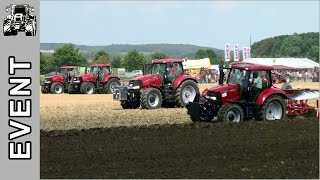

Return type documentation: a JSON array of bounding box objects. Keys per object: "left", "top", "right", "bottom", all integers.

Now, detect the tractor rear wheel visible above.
[
  {"left": 120, "top": 100, "right": 140, "bottom": 109},
  {"left": 141, "top": 88, "right": 162, "bottom": 109},
  {"left": 255, "top": 95, "right": 286, "bottom": 121},
  {"left": 104, "top": 78, "right": 121, "bottom": 94},
  {"left": 217, "top": 103, "right": 244, "bottom": 123},
  {"left": 80, "top": 82, "right": 95, "bottom": 94},
  {"left": 50, "top": 82, "right": 64, "bottom": 94},
  {"left": 175, "top": 80, "right": 199, "bottom": 107}
]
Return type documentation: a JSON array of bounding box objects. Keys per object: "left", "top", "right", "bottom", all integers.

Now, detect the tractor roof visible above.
[
  {"left": 152, "top": 59, "right": 184, "bottom": 64},
  {"left": 230, "top": 62, "right": 274, "bottom": 71},
  {"left": 60, "top": 66, "right": 79, "bottom": 69},
  {"left": 90, "top": 64, "right": 111, "bottom": 67}
]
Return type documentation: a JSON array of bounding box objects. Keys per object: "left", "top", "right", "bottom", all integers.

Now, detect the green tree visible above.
[
  {"left": 280, "top": 35, "right": 302, "bottom": 57},
  {"left": 111, "top": 56, "right": 122, "bottom": 68},
  {"left": 40, "top": 52, "right": 47, "bottom": 74},
  {"left": 123, "top": 50, "right": 145, "bottom": 71},
  {"left": 194, "top": 49, "right": 221, "bottom": 64},
  {"left": 51, "top": 44, "right": 87, "bottom": 67},
  {"left": 93, "top": 54, "right": 111, "bottom": 64},
  {"left": 94, "top": 50, "right": 110, "bottom": 61},
  {"left": 151, "top": 51, "right": 168, "bottom": 60}
]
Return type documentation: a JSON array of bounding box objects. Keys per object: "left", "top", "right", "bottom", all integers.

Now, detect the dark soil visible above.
[{"left": 41, "top": 118, "right": 319, "bottom": 179}]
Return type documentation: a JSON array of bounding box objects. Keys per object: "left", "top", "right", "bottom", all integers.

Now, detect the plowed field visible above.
[{"left": 40, "top": 82, "right": 319, "bottom": 178}]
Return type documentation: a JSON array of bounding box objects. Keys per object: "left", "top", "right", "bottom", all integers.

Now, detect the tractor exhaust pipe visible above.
[{"left": 218, "top": 64, "right": 224, "bottom": 85}]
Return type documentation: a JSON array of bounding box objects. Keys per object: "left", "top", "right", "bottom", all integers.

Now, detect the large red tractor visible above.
[
  {"left": 41, "top": 66, "right": 79, "bottom": 94},
  {"left": 68, "top": 64, "right": 120, "bottom": 94},
  {"left": 113, "top": 59, "right": 199, "bottom": 109},
  {"left": 187, "top": 62, "right": 289, "bottom": 122}
]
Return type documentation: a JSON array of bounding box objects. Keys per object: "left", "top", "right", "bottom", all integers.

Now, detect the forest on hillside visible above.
[{"left": 251, "top": 32, "right": 319, "bottom": 62}]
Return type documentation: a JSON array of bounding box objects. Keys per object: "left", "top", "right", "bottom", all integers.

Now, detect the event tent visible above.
[
  {"left": 243, "top": 58, "right": 319, "bottom": 69},
  {"left": 183, "top": 58, "right": 211, "bottom": 69}
]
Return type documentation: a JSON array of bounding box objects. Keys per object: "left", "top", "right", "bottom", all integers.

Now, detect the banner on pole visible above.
[
  {"left": 224, "top": 44, "right": 230, "bottom": 62},
  {"left": 233, "top": 44, "right": 239, "bottom": 61},
  {"left": 243, "top": 47, "right": 251, "bottom": 61}
]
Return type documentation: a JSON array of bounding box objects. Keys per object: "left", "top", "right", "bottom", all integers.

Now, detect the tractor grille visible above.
[{"left": 113, "top": 86, "right": 128, "bottom": 101}]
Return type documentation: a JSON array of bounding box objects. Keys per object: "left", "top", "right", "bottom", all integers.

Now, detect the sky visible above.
[{"left": 40, "top": 1, "right": 319, "bottom": 49}]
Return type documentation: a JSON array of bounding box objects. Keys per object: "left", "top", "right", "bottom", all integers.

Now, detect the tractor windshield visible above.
[
  {"left": 148, "top": 63, "right": 167, "bottom": 75},
  {"left": 228, "top": 69, "right": 246, "bottom": 85},
  {"left": 90, "top": 66, "right": 111, "bottom": 76}
]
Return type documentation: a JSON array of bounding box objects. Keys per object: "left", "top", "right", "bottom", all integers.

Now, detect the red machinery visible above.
[
  {"left": 187, "top": 62, "right": 319, "bottom": 122},
  {"left": 113, "top": 59, "right": 199, "bottom": 109}
]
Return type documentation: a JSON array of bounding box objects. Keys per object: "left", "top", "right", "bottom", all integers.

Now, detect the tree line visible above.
[
  {"left": 251, "top": 32, "right": 319, "bottom": 61},
  {"left": 40, "top": 44, "right": 223, "bottom": 74}
]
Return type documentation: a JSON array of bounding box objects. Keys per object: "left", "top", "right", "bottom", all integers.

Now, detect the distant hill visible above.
[
  {"left": 40, "top": 43, "right": 224, "bottom": 58},
  {"left": 251, "top": 32, "right": 319, "bottom": 62}
]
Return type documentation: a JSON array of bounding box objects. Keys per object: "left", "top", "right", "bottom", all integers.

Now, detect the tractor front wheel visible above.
[
  {"left": 217, "top": 103, "right": 244, "bottom": 123},
  {"left": 175, "top": 80, "right": 199, "bottom": 107},
  {"left": 105, "top": 78, "right": 121, "bottom": 94},
  {"left": 256, "top": 95, "right": 286, "bottom": 121},
  {"left": 120, "top": 100, "right": 140, "bottom": 109},
  {"left": 80, "top": 82, "right": 95, "bottom": 94},
  {"left": 50, "top": 82, "right": 64, "bottom": 94},
  {"left": 141, "top": 88, "right": 162, "bottom": 109}
]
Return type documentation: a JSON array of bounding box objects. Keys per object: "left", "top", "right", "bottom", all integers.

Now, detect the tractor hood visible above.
[
  {"left": 77, "top": 73, "right": 96, "bottom": 82},
  {"left": 46, "top": 74, "right": 65, "bottom": 83},
  {"left": 207, "top": 84, "right": 240, "bottom": 94},
  {"left": 131, "top": 74, "right": 161, "bottom": 88},
  {"left": 203, "top": 84, "right": 241, "bottom": 103}
]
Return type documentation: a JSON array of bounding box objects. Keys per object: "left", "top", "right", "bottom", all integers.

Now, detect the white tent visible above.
[
  {"left": 244, "top": 58, "right": 319, "bottom": 69},
  {"left": 183, "top": 58, "right": 211, "bottom": 69}
]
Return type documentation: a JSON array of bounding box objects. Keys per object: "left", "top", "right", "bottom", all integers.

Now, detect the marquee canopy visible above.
[{"left": 243, "top": 58, "right": 319, "bottom": 69}]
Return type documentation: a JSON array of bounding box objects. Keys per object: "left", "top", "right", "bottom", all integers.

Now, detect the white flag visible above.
[
  {"left": 233, "top": 44, "right": 239, "bottom": 61},
  {"left": 225, "top": 44, "right": 231, "bottom": 62}
]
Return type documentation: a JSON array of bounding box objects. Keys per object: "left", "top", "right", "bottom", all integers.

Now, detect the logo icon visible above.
[{"left": 3, "top": 4, "right": 37, "bottom": 36}]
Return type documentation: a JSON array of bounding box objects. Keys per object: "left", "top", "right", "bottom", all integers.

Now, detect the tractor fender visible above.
[
  {"left": 256, "top": 87, "right": 288, "bottom": 106},
  {"left": 172, "top": 75, "right": 198, "bottom": 89},
  {"left": 102, "top": 75, "right": 120, "bottom": 84}
]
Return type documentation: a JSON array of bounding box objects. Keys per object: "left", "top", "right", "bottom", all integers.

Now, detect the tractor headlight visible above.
[{"left": 205, "top": 95, "right": 217, "bottom": 100}]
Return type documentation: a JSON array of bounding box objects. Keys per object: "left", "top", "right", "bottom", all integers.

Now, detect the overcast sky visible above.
[{"left": 40, "top": 1, "right": 319, "bottom": 49}]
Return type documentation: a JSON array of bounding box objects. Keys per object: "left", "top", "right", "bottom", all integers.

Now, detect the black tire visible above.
[
  {"left": 217, "top": 103, "right": 244, "bottom": 123},
  {"left": 255, "top": 95, "right": 286, "bottom": 121},
  {"left": 104, "top": 78, "right": 121, "bottom": 94},
  {"left": 80, "top": 82, "right": 95, "bottom": 94},
  {"left": 281, "top": 83, "right": 292, "bottom": 90},
  {"left": 50, "top": 82, "right": 64, "bottom": 94},
  {"left": 120, "top": 100, "right": 140, "bottom": 109},
  {"left": 141, "top": 88, "right": 162, "bottom": 109},
  {"left": 175, "top": 80, "right": 199, "bottom": 107}
]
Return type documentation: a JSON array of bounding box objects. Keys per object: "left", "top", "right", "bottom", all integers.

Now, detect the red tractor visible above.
[
  {"left": 113, "top": 59, "right": 199, "bottom": 109},
  {"left": 41, "top": 66, "right": 79, "bottom": 94},
  {"left": 68, "top": 64, "right": 120, "bottom": 94},
  {"left": 187, "top": 62, "right": 289, "bottom": 122}
]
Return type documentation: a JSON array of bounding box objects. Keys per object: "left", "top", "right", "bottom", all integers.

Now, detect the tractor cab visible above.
[
  {"left": 89, "top": 64, "right": 112, "bottom": 82},
  {"left": 217, "top": 62, "right": 273, "bottom": 103},
  {"left": 144, "top": 59, "right": 185, "bottom": 85}
]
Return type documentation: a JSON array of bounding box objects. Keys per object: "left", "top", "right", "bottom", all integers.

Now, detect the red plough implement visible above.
[{"left": 284, "top": 89, "right": 320, "bottom": 117}]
